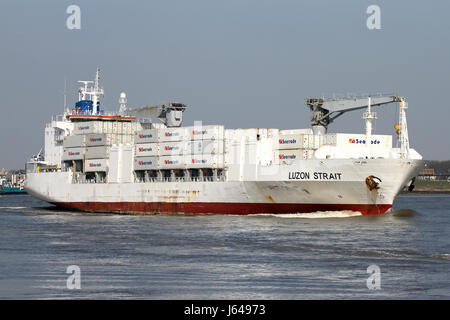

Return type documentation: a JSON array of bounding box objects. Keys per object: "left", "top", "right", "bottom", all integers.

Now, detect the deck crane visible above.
[
  {"left": 125, "top": 102, "right": 187, "bottom": 127},
  {"left": 306, "top": 94, "right": 410, "bottom": 158}
]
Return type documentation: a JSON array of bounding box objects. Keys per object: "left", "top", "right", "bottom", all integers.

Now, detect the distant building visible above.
[
  {"left": 418, "top": 168, "right": 436, "bottom": 181},
  {"left": 418, "top": 167, "right": 450, "bottom": 181}
]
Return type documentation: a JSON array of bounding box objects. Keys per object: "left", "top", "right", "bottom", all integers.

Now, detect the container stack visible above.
[
  {"left": 273, "top": 131, "right": 324, "bottom": 162},
  {"left": 73, "top": 121, "right": 136, "bottom": 145},
  {"left": 63, "top": 121, "right": 138, "bottom": 172},
  {"left": 133, "top": 125, "right": 225, "bottom": 171}
]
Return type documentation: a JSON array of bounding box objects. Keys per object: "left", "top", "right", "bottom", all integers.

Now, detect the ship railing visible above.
[{"left": 135, "top": 175, "right": 226, "bottom": 183}]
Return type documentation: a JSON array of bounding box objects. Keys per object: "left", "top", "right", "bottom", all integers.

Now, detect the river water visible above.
[{"left": 0, "top": 193, "right": 448, "bottom": 299}]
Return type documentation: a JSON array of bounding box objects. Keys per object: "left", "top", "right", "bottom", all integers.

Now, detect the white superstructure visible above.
[{"left": 25, "top": 70, "right": 424, "bottom": 215}]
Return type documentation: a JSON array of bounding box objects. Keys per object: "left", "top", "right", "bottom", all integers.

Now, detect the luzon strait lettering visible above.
[{"left": 288, "top": 172, "right": 342, "bottom": 180}]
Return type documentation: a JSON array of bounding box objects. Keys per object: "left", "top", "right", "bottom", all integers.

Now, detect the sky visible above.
[{"left": 0, "top": 0, "right": 449, "bottom": 169}]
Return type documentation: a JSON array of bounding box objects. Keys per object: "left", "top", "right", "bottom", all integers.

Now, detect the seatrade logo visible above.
[
  {"left": 164, "top": 131, "right": 180, "bottom": 137},
  {"left": 77, "top": 125, "right": 89, "bottom": 131},
  {"left": 138, "top": 160, "right": 153, "bottom": 166},
  {"left": 278, "top": 153, "right": 297, "bottom": 160},
  {"left": 68, "top": 151, "right": 80, "bottom": 156},
  {"left": 192, "top": 129, "right": 207, "bottom": 136},
  {"left": 89, "top": 137, "right": 102, "bottom": 142},
  {"left": 278, "top": 138, "right": 296, "bottom": 145},
  {"left": 191, "top": 158, "right": 207, "bottom": 164},
  {"left": 348, "top": 138, "right": 381, "bottom": 145},
  {"left": 164, "top": 159, "right": 180, "bottom": 165},
  {"left": 138, "top": 147, "right": 153, "bottom": 152},
  {"left": 88, "top": 162, "right": 101, "bottom": 167},
  {"left": 164, "top": 145, "right": 180, "bottom": 151},
  {"left": 138, "top": 134, "right": 153, "bottom": 139}
]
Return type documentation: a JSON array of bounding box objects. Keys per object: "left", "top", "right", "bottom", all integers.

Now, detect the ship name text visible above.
[{"left": 288, "top": 171, "right": 342, "bottom": 180}]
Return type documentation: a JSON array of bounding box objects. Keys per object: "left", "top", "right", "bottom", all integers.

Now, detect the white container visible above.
[
  {"left": 63, "top": 135, "right": 86, "bottom": 148},
  {"left": 135, "top": 129, "right": 158, "bottom": 144},
  {"left": 186, "top": 154, "right": 224, "bottom": 168},
  {"left": 159, "top": 141, "right": 185, "bottom": 156},
  {"left": 185, "top": 139, "right": 224, "bottom": 155},
  {"left": 73, "top": 121, "right": 103, "bottom": 135},
  {"left": 134, "top": 156, "right": 158, "bottom": 170},
  {"left": 335, "top": 134, "right": 392, "bottom": 148},
  {"left": 274, "top": 134, "right": 304, "bottom": 150},
  {"left": 85, "top": 133, "right": 112, "bottom": 147},
  {"left": 158, "top": 127, "right": 188, "bottom": 142},
  {"left": 188, "top": 125, "right": 224, "bottom": 140},
  {"left": 225, "top": 128, "right": 259, "bottom": 143},
  {"left": 135, "top": 143, "right": 159, "bottom": 157},
  {"left": 159, "top": 156, "right": 185, "bottom": 169},
  {"left": 85, "top": 159, "right": 109, "bottom": 172},
  {"left": 185, "top": 140, "right": 203, "bottom": 155},
  {"left": 86, "top": 146, "right": 110, "bottom": 159},
  {"left": 184, "top": 154, "right": 206, "bottom": 168},
  {"left": 62, "top": 147, "right": 85, "bottom": 160},
  {"left": 201, "top": 154, "right": 225, "bottom": 168},
  {"left": 275, "top": 149, "right": 302, "bottom": 163}
]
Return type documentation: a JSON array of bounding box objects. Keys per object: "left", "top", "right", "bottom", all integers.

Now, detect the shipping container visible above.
[
  {"left": 85, "top": 159, "right": 109, "bottom": 172},
  {"left": 62, "top": 147, "right": 85, "bottom": 160},
  {"left": 133, "top": 156, "right": 158, "bottom": 171},
  {"left": 274, "top": 133, "right": 304, "bottom": 149},
  {"left": 185, "top": 154, "right": 225, "bottom": 169},
  {"left": 335, "top": 133, "right": 392, "bottom": 149},
  {"left": 185, "top": 139, "right": 224, "bottom": 155},
  {"left": 201, "top": 154, "right": 225, "bottom": 168},
  {"left": 158, "top": 127, "right": 188, "bottom": 142},
  {"left": 135, "top": 129, "right": 158, "bottom": 144},
  {"left": 135, "top": 143, "right": 159, "bottom": 157},
  {"left": 188, "top": 125, "right": 225, "bottom": 140},
  {"left": 159, "top": 141, "right": 185, "bottom": 156},
  {"left": 274, "top": 149, "right": 302, "bottom": 164},
  {"left": 73, "top": 121, "right": 103, "bottom": 135},
  {"left": 225, "top": 129, "right": 259, "bottom": 143},
  {"left": 184, "top": 154, "right": 205, "bottom": 169},
  {"left": 63, "top": 135, "right": 86, "bottom": 148},
  {"left": 86, "top": 146, "right": 110, "bottom": 159},
  {"left": 158, "top": 156, "right": 185, "bottom": 169},
  {"left": 85, "top": 133, "right": 112, "bottom": 147}
]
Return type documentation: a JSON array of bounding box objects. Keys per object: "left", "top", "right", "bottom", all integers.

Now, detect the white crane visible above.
[{"left": 306, "top": 94, "right": 410, "bottom": 158}]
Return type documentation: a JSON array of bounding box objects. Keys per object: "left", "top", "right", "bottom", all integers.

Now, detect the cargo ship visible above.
[{"left": 25, "top": 69, "right": 424, "bottom": 215}]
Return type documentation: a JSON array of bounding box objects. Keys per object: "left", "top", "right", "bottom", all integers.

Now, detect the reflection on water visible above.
[{"left": 0, "top": 194, "right": 449, "bottom": 299}]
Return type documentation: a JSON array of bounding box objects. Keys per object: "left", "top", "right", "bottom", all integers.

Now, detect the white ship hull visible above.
[{"left": 26, "top": 158, "right": 423, "bottom": 215}]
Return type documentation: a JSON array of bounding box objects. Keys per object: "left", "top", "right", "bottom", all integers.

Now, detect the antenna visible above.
[
  {"left": 64, "top": 77, "right": 67, "bottom": 114},
  {"left": 119, "top": 92, "right": 127, "bottom": 114},
  {"left": 94, "top": 67, "right": 100, "bottom": 92}
]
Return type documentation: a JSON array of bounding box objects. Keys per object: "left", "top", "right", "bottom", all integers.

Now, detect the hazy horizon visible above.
[{"left": 1, "top": 0, "right": 449, "bottom": 169}]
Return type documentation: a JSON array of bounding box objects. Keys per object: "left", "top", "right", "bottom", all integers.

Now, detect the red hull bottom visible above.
[{"left": 50, "top": 201, "right": 392, "bottom": 215}]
